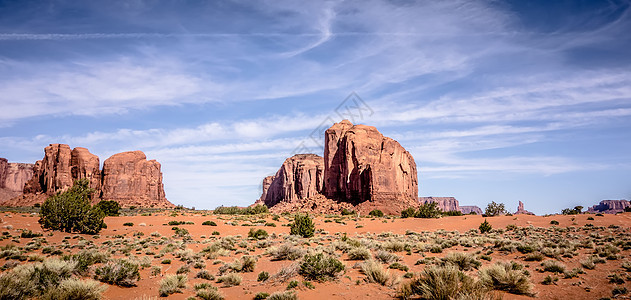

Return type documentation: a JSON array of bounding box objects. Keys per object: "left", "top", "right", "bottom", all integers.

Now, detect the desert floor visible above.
[{"left": 1, "top": 210, "right": 630, "bottom": 300}]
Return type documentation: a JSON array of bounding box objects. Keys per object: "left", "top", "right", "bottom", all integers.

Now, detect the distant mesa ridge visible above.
[
  {"left": 514, "top": 201, "right": 534, "bottom": 215},
  {"left": 587, "top": 199, "right": 629, "bottom": 214},
  {"left": 418, "top": 197, "right": 483, "bottom": 215},
  {"left": 0, "top": 144, "right": 173, "bottom": 208}
]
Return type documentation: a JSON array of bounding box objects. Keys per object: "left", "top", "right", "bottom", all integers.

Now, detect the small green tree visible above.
[
  {"left": 39, "top": 179, "right": 105, "bottom": 234},
  {"left": 416, "top": 202, "right": 442, "bottom": 218},
  {"left": 95, "top": 200, "right": 121, "bottom": 216},
  {"left": 561, "top": 206, "right": 583, "bottom": 215},
  {"left": 290, "top": 214, "right": 315, "bottom": 238},
  {"left": 479, "top": 219, "right": 492, "bottom": 233},
  {"left": 484, "top": 201, "right": 507, "bottom": 217}
]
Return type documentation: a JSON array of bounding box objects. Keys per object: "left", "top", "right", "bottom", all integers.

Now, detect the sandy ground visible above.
[{"left": 1, "top": 211, "right": 630, "bottom": 300}]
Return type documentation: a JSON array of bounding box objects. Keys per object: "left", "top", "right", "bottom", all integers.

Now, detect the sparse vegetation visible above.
[
  {"left": 290, "top": 214, "right": 315, "bottom": 238},
  {"left": 299, "top": 253, "right": 345, "bottom": 282},
  {"left": 484, "top": 201, "right": 507, "bottom": 217}
]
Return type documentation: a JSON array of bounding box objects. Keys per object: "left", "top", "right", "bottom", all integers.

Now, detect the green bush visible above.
[
  {"left": 257, "top": 271, "right": 270, "bottom": 282},
  {"left": 94, "top": 259, "right": 140, "bottom": 287},
  {"left": 341, "top": 208, "right": 355, "bottom": 216},
  {"left": 0, "top": 258, "right": 79, "bottom": 299},
  {"left": 550, "top": 220, "right": 559, "bottom": 225},
  {"left": 72, "top": 250, "right": 109, "bottom": 274},
  {"left": 479, "top": 219, "right": 492, "bottom": 233},
  {"left": 416, "top": 202, "right": 442, "bottom": 218},
  {"left": 248, "top": 228, "right": 269, "bottom": 240},
  {"left": 213, "top": 205, "right": 269, "bottom": 215},
  {"left": 123, "top": 222, "right": 133, "bottom": 227},
  {"left": 401, "top": 207, "right": 416, "bottom": 218},
  {"left": 94, "top": 200, "right": 120, "bottom": 216},
  {"left": 347, "top": 247, "right": 371, "bottom": 260},
  {"left": 561, "top": 206, "right": 583, "bottom": 215},
  {"left": 299, "top": 253, "right": 345, "bottom": 282},
  {"left": 196, "top": 287, "right": 223, "bottom": 300},
  {"left": 442, "top": 210, "right": 463, "bottom": 216},
  {"left": 39, "top": 179, "right": 106, "bottom": 234},
  {"left": 254, "top": 292, "right": 270, "bottom": 300},
  {"left": 20, "top": 229, "right": 43, "bottom": 238},
  {"left": 202, "top": 221, "right": 217, "bottom": 226},
  {"left": 369, "top": 210, "right": 384, "bottom": 217},
  {"left": 290, "top": 214, "right": 315, "bottom": 238},
  {"left": 484, "top": 201, "right": 507, "bottom": 217},
  {"left": 267, "top": 291, "right": 297, "bottom": 300}
]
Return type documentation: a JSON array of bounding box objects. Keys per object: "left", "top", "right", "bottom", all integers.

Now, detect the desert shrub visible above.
[
  {"left": 541, "top": 275, "right": 558, "bottom": 285},
  {"left": 286, "top": 280, "right": 299, "bottom": 289},
  {"left": 159, "top": 274, "right": 187, "bottom": 297},
  {"left": 401, "top": 207, "right": 416, "bottom": 218},
  {"left": 217, "top": 273, "right": 242, "bottom": 287},
  {"left": 196, "top": 287, "right": 223, "bottom": 300},
  {"left": 441, "top": 252, "right": 481, "bottom": 271},
  {"left": 267, "top": 291, "right": 297, "bottom": 300},
  {"left": 219, "top": 255, "right": 257, "bottom": 274},
  {"left": 416, "top": 202, "right": 442, "bottom": 218},
  {"left": 442, "top": 210, "right": 463, "bottom": 216},
  {"left": 621, "top": 261, "right": 631, "bottom": 272},
  {"left": 369, "top": 210, "right": 384, "bottom": 217},
  {"left": 94, "top": 259, "right": 140, "bottom": 287},
  {"left": 258, "top": 271, "right": 270, "bottom": 282},
  {"left": 348, "top": 247, "right": 371, "bottom": 260},
  {"left": 608, "top": 273, "right": 625, "bottom": 284},
  {"left": 254, "top": 292, "right": 270, "bottom": 300},
  {"left": 613, "top": 287, "right": 628, "bottom": 297},
  {"left": 267, "top": 243, "right": 306, "bottom": 261},
  {"left": 20, "top": 229, "right": 43, "bottom": 238},
  {"left": 341, "top": 208, "right": 355, "bottom": 216},
  {"left": 479, "top": 219, "right": 492, "bottom": 233},
  {"left": 248, "top": 228, "right": 269, "bottom": 240},
  {"left": 94, "top": 200, "right": 120, "bottom": 216},
  {"left": 524, "top": 253, "right": 544, "bottom": 262},
  {"left": 484, "top": 201, "right": 506, "bottom": 217},
  {"left": 196, "top": 270, "right": 215, "bottom": 281},
  {"left": 561, "top": 206, "right": 583, "bottom": 215},
  {"left": 361, "top": 260, "right": 391, "bottom": 286},
  {"left": 72, "top": 250, "right": 109, "bottom": 273},
  {"left": 41, "top": 278, "right": 106, "bottom": 300},
  {"left": 214, "top": 205, "right": 268, "bottom": 215},
  {"left": 299, "top": 253, "right": 345, "bottom": 282},
  {"left": 541, "top": 260, "right": 565, "bottom": 274},
  {"left": 374, "top": 251, "right": 400, "bottom": 264},
  {"left": 39, "top": 179, "right": 106, "bottom": 234},
  {"left": 402, "top": 265, "right": 487, "bottom": 300},
  {"left": 123, "top": 222, "right": 133, "bottom": 227},
  {"left": 0, "top": 258, "right": 79, "bottom": 298},
  {"left": 389, "top": 262, "right": 409, "bottom": 272},
  {"left": 479, "top": 261, "right": 533, "bottom": 296},
  {"left": 290, "top": 214, "right": 315, "bottom": 238},
  {"left": 202, "top": 221, "right": 217, "bottom": 226}
]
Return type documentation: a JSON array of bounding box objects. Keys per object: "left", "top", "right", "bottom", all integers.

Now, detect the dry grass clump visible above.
[
  {"left": 541, "top": 260, "right": 566, "bottom": 274},
  {"left": 374, "top": 250, "right": 400, "bottom": 264},
  {"left": 399, "top": 265, "right": 491, "bottom": 300},
  {"left": 266, "top": 243, "right": 306, "bottom": 261},
  {"left": 478, "top": 261, "right": 533, "bottom": 296},
  {"left": 41, "top": 278, "right": 107, "bottom": 300},
  {"left": 219, "top": 255, "right": 257, "bottom": 274},
  {"left": 159, "top": 274, "right": 187, "bottom": 296},
  {"left": 441, "top": 252, "right": 481, "bottom": 271},
  {"left": 299, "top": 253, "right": 345, "bottom": 282},
  {"left": 196, "top": 287, "right": 224, "bottom": 300},
  {"left": 347, "top": 247, "right": 371, "bottom": 260},
  {"left": 360, "top": 260, "right": 398, "bottom": 286},
  {"left": 217, "top": 273, "right": 242, "bottom": 287},
  {"left": 94, "top": 259, "right": 140, "bottom": 287},
  {"left": 267, "top": 290, "right": 298, "bottom": 300}
]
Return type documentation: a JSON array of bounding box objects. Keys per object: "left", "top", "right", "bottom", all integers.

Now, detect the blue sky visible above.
[{"left": 0, "top": 0, "right": 630, "bottom": 214}]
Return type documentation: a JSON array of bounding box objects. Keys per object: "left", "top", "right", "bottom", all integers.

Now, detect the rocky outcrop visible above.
[
  {"left": 587, "top": 200, "right": 630, "bottom": 214},
  {"left": 252, "top": 175, "right": 275, "bottom": 207},
  {"left": 101, "top": 151, "right": 172, "bottom": 208},
  {"left": 3, "top": 144, "right": 173, "bottom": 208},
  {"left": 0, "top": 158, "right": 35, "bottom": 203},
  {"left": 514, "top": 201, "right": 535, "bottom": 215},
  {"left": 24, "top": 144, "right": 74, "bottom": 195},
  {"left": 460, "top": 206, "right": 483, "bottom": 215},
  {"left": 419, "top": 197, "right": 460, "bottom": 212},
  {"left": 323, "top": 120, "right": 418, "bottom": 214},
  {"left": 263, "top": 154, "right": 324, "bottom": 207}
]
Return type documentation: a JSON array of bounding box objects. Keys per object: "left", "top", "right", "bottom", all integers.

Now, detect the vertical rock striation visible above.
[{"left": 263, "top": 154, "right": 324, "bottom": 207}]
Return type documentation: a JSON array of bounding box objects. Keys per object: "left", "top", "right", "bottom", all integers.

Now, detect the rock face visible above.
[
  {"left": 514, "top": 201, "right": 535, "bottom": 215},
  {"left": 460, "top": 206, "right": 483, "bottom": 215},
  {"left": 71, "top": 147, "right": 101, "bottom": 192},
  {"left": 101, "top": 151, "right": 171, "bottom": 208},
  {"left": 419, "top": 197, "right": 460, "bottom": 212},
  {"left": 24, "top": 144, "right": 74, "bottom": 195},
  {"left": 587, "top": 200, "right": 630, "bottom": 214},
  {"left": 0, "top": 158, "right": 35, "bottom": 202},
  {"left": 323, "top": 120, "right": 418, "bottom": 214},
  {"left": 262, "top": 154, "right": 324, "bottom": 208}
]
